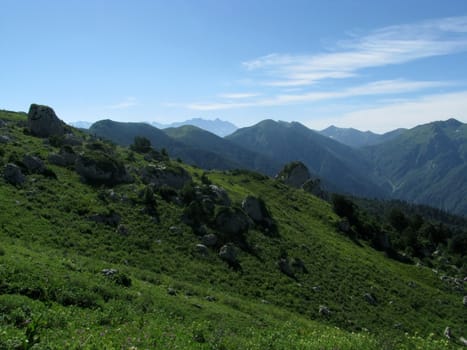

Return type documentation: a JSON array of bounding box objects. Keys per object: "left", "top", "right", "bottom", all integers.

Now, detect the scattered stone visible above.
[
  {"left": 27, "top": 104, "right": 65, "bottom": 137},
  {"left": 201, "top": 233, "right": 218, "bottom": 247},
  {"left": 208, "top": 185, "right": 231, "bottom": 206},
  {"left": 338, "top": 218, "right": 351, "bottom": 233},
  {"left": 116, "top": 224, "right": 129, "bottom": 236},
  {"left": 0, "top": 135, "right": 11, "bottom": 144},
  {"left": 3, "top": 163, "right": 26, "bottom": 186},
  {"left": 278, "top": 258, "right": 295, "bottom": 278},
  {"left": 319, "top": 305, "right": 330, "bottom": 316},
  {"left": 364, "top": 293, "right": 377, "bottom": 305},
  {"left": 444, "top": 326, "right": 452, "bottom": 339},
  {"left": 195, "top": 244, "right": 209, "bottom": 255},
  {"left": 219, "top": 244, "right": 238, "bottom": 265},
  {"left": 22, "top": 155, "right": 45, "bottom": 174},
  {"left": 204, "top": 295, "right": 216, "bottom": 302},
  {"left": 463, "top": 295, "right": 467, "bottom": 306},
  {"left": 169, "top": 226, "right": 182, "bottom": 235},
  {"left": 88, "top": 212, "right": 121, "bottom": 227},
  {"left": 167, "top": 287, "right": 177, "bottom": 296},
  {"left": 101, "top": 268, "right": 118, "bottom": 276}
]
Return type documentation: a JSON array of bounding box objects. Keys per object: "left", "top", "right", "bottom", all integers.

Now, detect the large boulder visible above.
[
  {"left": 219, "top": 244, "right": 238, "bottom": 265},
  {"left": 276, "top": 161, "right": 311, "bottom": 188},
  {"left": 141, "top": 164, "right": 192, "bottom": 190},
  {"left": 3, "top": 163, "right": 25, "bottom": 186},
  {"left": 242, "top": 196, "right": 264, "bottom": 223},
  {"left": 76, "top": 151, "right": 132, "bottom": 186},
  {"left": 208, "top": 185, "right": 231, "bottom": 206},
  {"left": 28, "top": 104, "right": 65, "bottom": 138},
  {"left": 22, "top": 155, "right": 45, "bottom": 174},
  {"left": 215, "top": 207, "right": 250, "bottom": 238}
]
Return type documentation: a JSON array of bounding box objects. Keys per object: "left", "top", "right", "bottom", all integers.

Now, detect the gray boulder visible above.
[
  {"left": 141, "top": 164, "right": 191, "bottom": 190},
  {"left": 277, "top": 161, "right": 310, "bottom": 188},
  {"left": 23, "top": 155, "right": 45, "bottom": 174},
  {"left": 201, "top": 233, "right": 218, "bottom": 247},
  {"left": 278, "top": 258, "right": 295, "bottom": 278},
  {"left": 3, "top": 163, "right": 25, "bottom": 186},
  {"left": 0, "top": 135, "right": 11, "bottom": 144},
  {"left": 215, "top": 208, "right": 250, "bottom": 237},
  {"left": 208, "top": 185, "right": 231, "bottom": 206},
  {"left": 463, "top": 295, "right": 467, "bottom": 306},
  {"left": 195, "top": 244, "right": 209, "bottom": 255},
  {"left": 242, "top": 196, "right": 264, "bottom": 223},
  {"left": 219, "top": 244, "right": 238, "bottom": 265},
  {"left": 27, "top": 104, "right": 65, "bottom": 138}
]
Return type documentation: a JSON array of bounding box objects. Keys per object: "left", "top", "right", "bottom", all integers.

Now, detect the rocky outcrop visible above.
[
  {"left": 242, "top": 196, "right": 264, "bottom": 223},
  {"left": 141, "top": 164, "right": 191, "bottom": 190},
  {"left": 276, "top": 161, "right": 310, "bottom": 188},
  {"left": 27, "top": 104, "right": 65, "bottom": 138},
  {"left": 76, "top": 151, "right": 132, "bottom": 186},
  {"left": 215, "top": 207, "right": 250, "bottom": 238},
  {"left": 3, "top": 163, "right": 26, "bottom": 186}
]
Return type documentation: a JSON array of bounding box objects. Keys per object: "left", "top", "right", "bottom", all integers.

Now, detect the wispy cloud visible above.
[
  {"left": 218, "top": 92, "right": 261, "bottom": 99},
  {"left": 187, "top": 79, "right": 451, "bottom": 111},
  {"left": 107, "top": 97, "right": 138, "bottom": 109},
  {"left": 243, "top": 16, "right": 467, "bottom": 87}
]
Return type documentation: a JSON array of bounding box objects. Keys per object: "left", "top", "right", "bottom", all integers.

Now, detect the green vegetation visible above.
[{"left": 1, "top": 110, "right": 466, "bottom": 348}]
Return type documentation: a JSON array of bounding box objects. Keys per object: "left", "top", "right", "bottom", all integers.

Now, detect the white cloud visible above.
[
  {"left": 243, "top": 16, "right": 467, "bottom": 87},
  {"left": 107, "top": 97, "right": 137, "bottom": 109},
  {"left": 305, "top": 90, "right": 467, "bottom": 133},
  {"left": 218, "top": 92, "right": 261, "bottom": 99}
]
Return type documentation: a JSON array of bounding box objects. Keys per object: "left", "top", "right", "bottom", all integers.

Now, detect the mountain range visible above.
[
  {"left": 152, "top": 118, "right": 238, "bottom": 137},
  {"left": 89, "top": 117, "right": 467, "bottom": 216}
]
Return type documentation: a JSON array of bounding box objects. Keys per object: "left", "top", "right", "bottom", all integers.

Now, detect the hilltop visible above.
[{"left": 0, "top": 105, "right": 466, "bottom": 348}]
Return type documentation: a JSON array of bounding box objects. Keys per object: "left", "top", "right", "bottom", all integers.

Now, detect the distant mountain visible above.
[
  {"left": 89, "top": 120, "right": 279, "bottom": 175},
  {"left": 362, "top": 118, "right": 467, "bottom": 215},
  {"left": 226, "top": 120, "right": 386, "bottom": 197},
  {"left": 319, "top": 125, "right": 406, "bottom": 148},
  {"left": 163, "top": 125, "right": 281, "bottom": 175},
  {"left": 152, "top": 118, "right": 237, "bottom": 137},
  {"left": 69, "top": 121, "right": 92, "bottom": 129}
]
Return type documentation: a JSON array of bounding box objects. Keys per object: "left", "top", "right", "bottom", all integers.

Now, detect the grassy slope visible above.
[{"left": 0, "top": 111, "right": 465, "bottom": 349}]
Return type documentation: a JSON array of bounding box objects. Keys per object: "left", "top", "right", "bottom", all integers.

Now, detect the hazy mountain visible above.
[
  {"left": 163, "top": 125, "right": 281, "bottom": 175},
  {"left": 152, "top": 118, "right": 238, "bottom": 137},
  {"left": 69, "top": 121, "right": 92, "bottom": 129},
  {"left": 362, "top": 118, "right": 467, "bottom": 215},
  {"left": 89, "top": 120, "right": 278, "bottom": 174},
  {"left": 319, "top": 125, "right": 406, "bottom": 148},
  {"left": 226, "top": 120, "right": 386, "bottom": 197}
]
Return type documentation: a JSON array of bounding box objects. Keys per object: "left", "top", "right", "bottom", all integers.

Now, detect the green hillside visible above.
[
  {"left": 363, "top": 119, "right": 467, "bottom": 215},
  {"left": 319, "top": 126, "right": 406, "bottom": 148},
  {"left": 1, "top": 108, "right": 465, "bottom": 349},
  {"left": 226, "top": 120, "right": 386, "bottom": 198}
]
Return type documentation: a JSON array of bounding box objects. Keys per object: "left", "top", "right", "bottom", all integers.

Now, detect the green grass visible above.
[{"left": 0, "top": 110, "right": 465, "bottom": 348}]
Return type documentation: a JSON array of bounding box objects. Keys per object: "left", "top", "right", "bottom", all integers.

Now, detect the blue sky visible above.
[{"left": 2, "top": 0, "right": 467, "bottom": 132}]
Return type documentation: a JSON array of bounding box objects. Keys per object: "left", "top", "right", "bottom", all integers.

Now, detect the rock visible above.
[
  {"left": 62, "top": 133, "right": 83, "bottom": 146},
  {"left": 241, "top": 196, "right": 264, "bottom": 223},
  {"left": 201, "top": 233, "right": 218, "bottom": 247},
  {"left": 460, "top": 337, "right": 467, "bottom": 346},
  {"left": 208, "top": 185, "right": 231, "bottom": 206},
  {"left": 3, "top": 163, "right": 26, "bottom": 186},
  {"left": 22, "top": 155, "right": 45, "bottom": 174},
  {"left": 195, "top": 244, "right": 209, "bottom": 255},
  {"left": 463, "top": 295, "right": 467, "bottom": 306},
  {"left": 364, "top": 293, "right": 377, "bottom": 305},
  {"left": 0, "top": 135, "right": 11, "bottom": 144},
  {"left": 88, "top": 212, "right": 121, "bottom": 227},
  {"left": 48, "top": 154, "right": 67, "bottom": 167},
  {"left": 0, "top": 120, "right": 5, "bottom": 128},
  {"left": 76, "top": 151, "right": 132, "bottom": 186},
  {"left": 27, "top": 104, "right": 65, "bottom": 138},
  {"left": 278, "top": 258, "right": 295, "bottom": 278},
  {"left": 205, "top": 295, "right": 216, "bottom": 302},
  {"left": 169, "top": 226, "right": 182, "bottom": 235},
  {"left": 312, "top": 286, "right": 321, "bottom": 292},
  {"left": 219, "top": 244, "right": 238, "bottom": 265},
  {"left": 101, "top": 268, "right": 118, "bottom": 276},
  {"left": 215, "top": 208, "right": 250, "bottom": 237},
  {"left": 444, "top": 326, "right": 452, "bottom": 339},
  {"left": 141, "top": 164, "right": 192, "bottom": 190},
  {"left": 116, "top": 224, "right": 129, "bottom": 236},
  {"left": 338, "top": 218, "right": 351, "bottom": 233},
  {"left": 319, "top": 305, "right": 330, "bottom": 316},
  {"left": 276, "top": 161, "right": 311, "bottom": 188},
  {"left": 167, "top": 287, "right": 177, "bottom": 296},
  {"left": 302, "top": 178, "right": 326, "bottom": 199}
]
